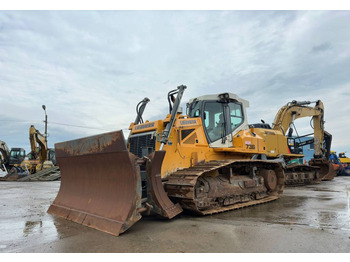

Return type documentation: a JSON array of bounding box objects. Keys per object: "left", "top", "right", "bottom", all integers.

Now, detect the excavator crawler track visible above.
[
  {"left": 284, "top": 164, "right": 320, "bottom": 187},
  {"left": 284, "top": 159, "right": 335, "bottom": 187},
  {"left": 165, "top": 159, "right": 284, "bottom": 215}
]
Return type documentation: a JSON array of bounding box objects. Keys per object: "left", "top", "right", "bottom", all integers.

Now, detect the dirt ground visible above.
[{"left": 0, "top": 177, "right": 350, "bottom": 253}]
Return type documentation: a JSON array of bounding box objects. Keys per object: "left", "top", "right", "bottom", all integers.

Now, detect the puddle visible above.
[
  {"left": 310, "top": 188, "right": 341, "bottom": 193},
  {"left": 23, "top": 220, "right": 43, "bottom": 237}
]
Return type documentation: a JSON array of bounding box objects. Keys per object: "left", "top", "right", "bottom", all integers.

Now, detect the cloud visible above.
[
  {"left": 0, "top": 11, "right": 349, "bottom": 154},
  {"left": 311, "top": 42, "right": 332, "bottom": 53}
]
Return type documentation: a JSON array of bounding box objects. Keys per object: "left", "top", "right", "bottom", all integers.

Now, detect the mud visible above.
[{"left": 0, "top": 178, "right": 350, "bottom": 252}]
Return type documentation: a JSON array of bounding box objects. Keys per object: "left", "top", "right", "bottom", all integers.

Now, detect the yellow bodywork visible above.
[
  {"left": 252, "top": 128, "right": 301, "bottom": 159},
  {"left": 130, "top": 113, "right": 267, "bottom": 179},
  {"left": 18, "top": 125, "right": 54, "bottom": 174},
  {"left": 339, "top": 152, "right": 350, "bottom": 163},
  {"left": 252, "top": 100, "right": 325, "bottom": 160}
]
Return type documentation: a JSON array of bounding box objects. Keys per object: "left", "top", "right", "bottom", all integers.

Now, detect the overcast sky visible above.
[{"left": 0, "top": 10, "right": 349, "bottom": 154}]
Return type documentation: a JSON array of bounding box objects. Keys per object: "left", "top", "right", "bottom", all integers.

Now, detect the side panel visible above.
[
  {"left": 159, "top": 117, "right": 266, "bottom": 178},
  {"left": 253, "top": 128, "right": 302, "bottom": 159}
]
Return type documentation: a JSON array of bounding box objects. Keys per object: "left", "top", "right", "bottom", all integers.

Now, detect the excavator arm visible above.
[
  {"left": 271, "top": 100, "right": 325, "bottom": 158},
  {"left": 29, "top": 125, "right": 48, "bottom": 163},
  {"left": 271, "top": 100, "right": 334, "bottom": 181}
]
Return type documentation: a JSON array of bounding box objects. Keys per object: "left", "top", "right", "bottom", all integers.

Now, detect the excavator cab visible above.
[
  {"left": 47, "top": 148, "right": 56, "bottom": 165},
  {"left": 0, "top": 142, "right": 27, "bottom": 181},
  {"left": 9, "top": 148, "right": 26, "bottom": 166}
]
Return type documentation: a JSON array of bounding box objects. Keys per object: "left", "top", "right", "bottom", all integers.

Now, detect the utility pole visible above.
[{"left": 42, "top": 105, "right": 48, "bottom": 144}]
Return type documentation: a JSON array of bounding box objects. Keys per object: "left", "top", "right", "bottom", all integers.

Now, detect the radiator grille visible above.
[{"left": 129, "top": 132, "right": 156, "bottom": 158}]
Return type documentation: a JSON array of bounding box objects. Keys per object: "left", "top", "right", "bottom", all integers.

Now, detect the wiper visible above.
[
  {"left": 221, "top": 105, "right": 227, "bottom": 144},
  {"left": 221, "top": 122, "right": 226, "bottom": 144}
]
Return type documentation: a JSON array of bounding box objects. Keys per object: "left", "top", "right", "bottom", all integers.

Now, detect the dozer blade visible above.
[
  {"left": 47, "top": 131, "right": 143, "bottom": 236},
  {"left": 309, "top": 159, "right": 335, "bottom": 181},
  {"left": 145, "top": 151, "right": 183, "bottom": 219}
]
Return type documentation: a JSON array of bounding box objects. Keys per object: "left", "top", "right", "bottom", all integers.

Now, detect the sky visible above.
[{"left": 0, "top": 10, "right": 350, "bottom": 155}]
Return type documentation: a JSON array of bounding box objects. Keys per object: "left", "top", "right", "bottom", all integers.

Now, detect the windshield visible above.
[
  {"left": 10, "top": 150, "right": 20, "bottom": 158},
  {"left": 203, "top": 101, "right": 244, "bottom": 143},
  {"left": 49, "top": 150, "right": 56, "bottom": 161}
]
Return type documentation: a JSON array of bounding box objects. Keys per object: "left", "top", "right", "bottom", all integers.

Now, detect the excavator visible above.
[
  {"left": 48, "top": 85, "right": 285, "bottom": 236},
  {"left": 4, "top": 125, "right": 55, "bottom": 180},
  {"left": 0, "top": 140, "right": 26, "bottom": 176},
  {"left": 20, "top": 125, "right": 55, "bottom": 174},
  {"left": 251, "top": 100, "right": 335, "bottom": 186}
]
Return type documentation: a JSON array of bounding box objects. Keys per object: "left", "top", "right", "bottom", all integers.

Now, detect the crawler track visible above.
[
  {"left": 165, "top": 160, "right": 284, "bottom": 215},
  {"left": 284, "top": 164, "right": 320, "bottom": 187}
]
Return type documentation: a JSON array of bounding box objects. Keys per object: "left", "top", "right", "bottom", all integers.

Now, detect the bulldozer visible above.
[
  {"left": 48, "top": 85, "right": 285, "bottom": 236},
  {"left": 251, "top": 100, "right": 335, "bottom": 186}
]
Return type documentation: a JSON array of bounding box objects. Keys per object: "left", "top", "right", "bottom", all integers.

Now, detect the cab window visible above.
[
  {"left": 203, "top": 102, "right": 225, "bottom": 142},
  {"left": 228, "top": 102, "right": 243, "bottom": 132},
  {"left": 10, "top": 150, "right": 19, "bottom": 157},
  {"left": 189, "top": 101, "right": 201, "bottom": 117}
]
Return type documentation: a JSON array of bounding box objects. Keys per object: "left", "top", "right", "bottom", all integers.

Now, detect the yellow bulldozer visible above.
[
  {"left": 48, "top": 85, "right": 286, "bottom": 236},
  {"left": 48, "top": 87, "right": 336, "bottom": 236},
  {"left": 251, "top": 100, "right": 335, "bottom": 186}
]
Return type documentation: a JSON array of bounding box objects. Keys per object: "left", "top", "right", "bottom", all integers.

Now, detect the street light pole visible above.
[{"left": 42, "top": 105, "right": 47, "bottom": 144}]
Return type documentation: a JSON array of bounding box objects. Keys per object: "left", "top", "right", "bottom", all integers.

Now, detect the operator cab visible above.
[
  {"left": 48, "top": 148, "right": 56, "bottom": 165},
  {"left": 9, "top": 148, "right": 26, "bottom": 166},
  {"left": 187, "top": 93, "right": 249, "bottom": 146},
  {"left": 339, "top": 152, "right": 348, "bottom": 159}
]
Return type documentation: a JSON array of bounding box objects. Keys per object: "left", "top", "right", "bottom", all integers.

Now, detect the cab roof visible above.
[{"left": 188, "top": 92, "right": 249, "bottom": 107}]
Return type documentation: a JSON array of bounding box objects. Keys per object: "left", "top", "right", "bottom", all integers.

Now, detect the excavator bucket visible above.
[
  {"left": 309, "top": 159, "right": 335, "bottom": 181},
  {"left": 47, "top": 131, "right": 143, "bottom": 236}
]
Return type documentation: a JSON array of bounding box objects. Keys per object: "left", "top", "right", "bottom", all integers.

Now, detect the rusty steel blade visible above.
[
  {"left": 309, "top": 159, "right": 335, "bottom": 181},
  {"left": 145, "top": 151, "right": 183, "bottom": 218},
  {"left": 47, "top": 130, "right": 142, "bottom": 236}
]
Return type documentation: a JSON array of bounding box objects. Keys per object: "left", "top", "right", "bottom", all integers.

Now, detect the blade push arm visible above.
[{"left": 159, "top": 85, "right": 186, "bottom": 150}]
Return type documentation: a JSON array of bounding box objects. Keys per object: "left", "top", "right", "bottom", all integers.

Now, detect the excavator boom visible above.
[{"left": 29, "top": 125, "right": 48, "bottom": 163}]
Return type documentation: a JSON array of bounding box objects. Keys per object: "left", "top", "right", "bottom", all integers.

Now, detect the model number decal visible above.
[{"left": 246, "top": 144, "right": 255, "bottom": 150}]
